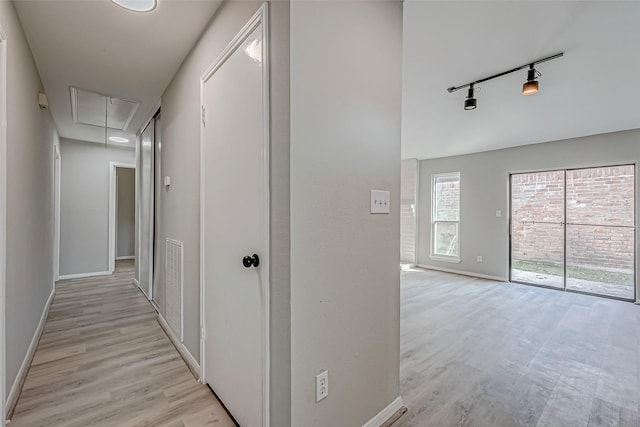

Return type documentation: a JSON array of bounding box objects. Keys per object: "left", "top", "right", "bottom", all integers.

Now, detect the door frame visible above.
[
  {"left": 0, "top": 24, "right": 7, "bottom": 425},
  {"left": 508, "top": 163, "right": 636, "bottom": 302},
  {"left": 199, "top": 4, "right": 270, "bottom": 426},
  {"left": 151, "top": 112, "right": 162, "bottom": 312},
  {"left": 109, "top": 162, "right": 136, "bottom": 273},
  {"left": 53, "top": 144, "right": 61, "bottom": 282}
]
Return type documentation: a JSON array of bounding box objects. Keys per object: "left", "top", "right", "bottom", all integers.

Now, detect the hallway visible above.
[{"left": 9, "top": 262, "right": 233, "bottom": 427}]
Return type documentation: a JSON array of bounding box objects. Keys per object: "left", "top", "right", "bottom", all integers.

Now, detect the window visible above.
[{"left": 431, "top": 172, "right": 460, "bottom": 262}]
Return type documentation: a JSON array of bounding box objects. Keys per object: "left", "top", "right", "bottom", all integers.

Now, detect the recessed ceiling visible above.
[
  {"left": 402, "top": 1, "right": 640, "bottom": 160},
  {"left": 71, "top": 87, "right": 140, "bottom": 131},
  {"left": 14, "top": 0, "right": 222, "bottom": 146}
]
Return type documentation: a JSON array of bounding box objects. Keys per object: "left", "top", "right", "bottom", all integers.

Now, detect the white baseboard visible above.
[
  {"left": 6, "top": 287, "right": 55, "bottom": 419},
  {"left": 115, "top": 256, "right": 135, "bottom": 260},
  {"left": 416, "top": 264, "right": 507, "bottom": 283},
  {"left": 157, "top": 313, "right": 200, "bottom": 380},
  {"left": 150, "top": 300, "right": 160, "bottom": 314},
  {"left": 138, "top": 285, "right": 151, "bottom": 301},
  {"left": 58, "top": 270, "right": 111, "bottom": 280},
  {"left": 132, "top": 278, "right": 151, "bottom": 301},
  {"left": 363, "top": 396, "right": 405, "bottom": 427}
]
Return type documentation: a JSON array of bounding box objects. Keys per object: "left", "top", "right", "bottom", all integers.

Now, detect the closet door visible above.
[{"left": 138, "top": 121, "right": 154, "bottom": 298}]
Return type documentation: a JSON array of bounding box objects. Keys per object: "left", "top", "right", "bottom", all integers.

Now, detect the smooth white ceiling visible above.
[
  {"left": 402, "top": 1, "right": 640, "bottom": 160},
  {"left": 14, "top": 0, "right": 222, "bottom": 147}
]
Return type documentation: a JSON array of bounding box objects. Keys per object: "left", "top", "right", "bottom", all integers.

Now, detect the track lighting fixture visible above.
[
  {"left": 522, "top": 65, "right": 539, "bottom": 96},
  {"left": 464, "top": 84, "right": 477, "bottom": 110},
  {"left": 447, "top": 52, "right": 563, "bottom": 110}
]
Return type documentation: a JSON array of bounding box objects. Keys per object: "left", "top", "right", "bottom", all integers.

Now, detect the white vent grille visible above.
[{"left": 165, "top": 239, "right": 184, "bottom": 341}]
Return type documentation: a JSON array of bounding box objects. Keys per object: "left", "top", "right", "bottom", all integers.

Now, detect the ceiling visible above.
[
  {"left": 402, "top": 1, "right": 640, "bottom": 160},
  {"left": 14, "top": 0, "right": 222, "bottom": 148}
]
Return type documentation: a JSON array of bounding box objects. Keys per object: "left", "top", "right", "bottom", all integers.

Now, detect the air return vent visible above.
[
  {"left": 165, "top": 239, "right": 184, "bottom": 341},
  {"left": 70, "top": 87, "right": 139, "bottom": 131}
]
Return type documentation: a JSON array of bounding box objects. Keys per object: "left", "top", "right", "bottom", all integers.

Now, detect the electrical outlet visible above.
[
  {"left": 316, "top": 370, "right": 328, "bottom": 402},
  {"left": 496, "top": 210, "right": 502, "bottom": 217},
  {"left": 477, "top": 255, "right": 483, "bottom": 263}
]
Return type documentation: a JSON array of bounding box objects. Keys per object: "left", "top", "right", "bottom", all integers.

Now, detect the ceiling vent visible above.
[{"left": 70, "top": 87, "right": 139, "bottom": 131}]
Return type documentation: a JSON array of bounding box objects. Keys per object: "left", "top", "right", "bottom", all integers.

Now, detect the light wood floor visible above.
[
  {"left": 398, "top": 268, "right": 640, "bottom": 427},
  {"left": 9, "top": 261, "right": 235, "bottom": 427}
]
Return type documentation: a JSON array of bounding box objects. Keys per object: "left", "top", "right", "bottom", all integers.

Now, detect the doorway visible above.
[
  {"left": 200, "top": 5, "right": 269, "bottom": 427},
  {"left": 510, "top": 165, "right": 636, "bottom": 300},
  {"left": 116, "top": 167, "right": 135, "bottom": 269},
  {"left": 109, "top": 162, "right": 136, "bottom": 274}
]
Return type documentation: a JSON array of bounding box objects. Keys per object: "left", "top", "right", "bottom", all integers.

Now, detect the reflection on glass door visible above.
[
  {"left": 510, "top": 171, "right": 565, "bottom": 289},
  {"left": 510, "top": 165, "right": 636, "bottom": 301}
]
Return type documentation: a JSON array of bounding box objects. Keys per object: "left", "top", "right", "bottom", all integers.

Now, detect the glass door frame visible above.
[{"left": 509, "top": 163, "right": 636, "bottom": 302}]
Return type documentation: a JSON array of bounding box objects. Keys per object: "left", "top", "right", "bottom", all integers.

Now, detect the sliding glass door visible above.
[
  {"left": 565, "top": 166, "right": 635, "bottom": 298},
  {"left": 511, "top": 171, "right": 565, "bottom": 289},
  {"left": 510, "top": 165, "right": 635, "bottom": 300}
]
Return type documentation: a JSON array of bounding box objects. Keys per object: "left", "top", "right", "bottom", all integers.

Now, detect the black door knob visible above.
[{"left": 243, "top": 254, "right": 260, "bottom": 268}]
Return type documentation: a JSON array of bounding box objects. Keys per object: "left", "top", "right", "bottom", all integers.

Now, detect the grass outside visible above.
[{"left": 512, "top": 259, "right": 633, "bottom": 286}]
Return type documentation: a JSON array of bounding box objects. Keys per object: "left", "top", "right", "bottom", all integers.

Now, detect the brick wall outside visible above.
[
  {"left": 511, "top": 166, "right": 634, "bottom": 271},
  {"left": 434, "top": 179, "right": 459, "bottom": 221}
]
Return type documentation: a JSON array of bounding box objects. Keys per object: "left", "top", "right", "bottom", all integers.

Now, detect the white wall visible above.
[
  {"left": 160, "top": 0, "right": 261, "bottom": 363},
  {"left": 0, "top": 0, "right": 58, "bottom": 404},
  {"left": 417, "top": 129, "right": 640, "bottom": 297},
  {"left": 159, "top": 2, "right": 291, "bottom": 425},
  {"left": 59, "top": 138, "right": 134, "bottom": 276},
  {"left": 266, "top": 2, "right": 291, "bottom": 423},
  {"left": 290, "top": 2, "right": 403, "bottom": 425},
  {"left": 116, "top": 167, "right": 135, "bottom": 258},
  {"left": 160, "top": 2, "right": 401, "bottom": 425}
]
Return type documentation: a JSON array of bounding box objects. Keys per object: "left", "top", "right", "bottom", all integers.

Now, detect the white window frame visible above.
[{"left": 430, "top": 172, "right": 461, "bottom": 263}]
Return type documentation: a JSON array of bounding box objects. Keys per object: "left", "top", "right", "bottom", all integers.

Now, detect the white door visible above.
[{"left": 202, "top": 15, "right": 267, "bottom": 427}]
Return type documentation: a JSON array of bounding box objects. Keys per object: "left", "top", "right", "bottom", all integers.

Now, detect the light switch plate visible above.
[
  {"left": 371, "top": 190, "right": 390, "bottom": 214},
  {"left": 496, "top": 210, "right": 502, "bottom": 217}
]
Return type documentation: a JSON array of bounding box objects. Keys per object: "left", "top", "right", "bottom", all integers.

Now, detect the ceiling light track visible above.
[{"left": 447, "top": 52, "right": 563, "bottom": 110}]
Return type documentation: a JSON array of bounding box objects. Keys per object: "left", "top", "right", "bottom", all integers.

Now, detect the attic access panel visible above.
[{"left": 70, "top": 87, "right": 139, "bottom": 131}]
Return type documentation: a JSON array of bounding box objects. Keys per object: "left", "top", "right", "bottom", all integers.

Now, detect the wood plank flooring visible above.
[
  {"left": 397, "top": 268, "right": 640, "bottom": 427},
  {"left": 9, "top": 261, "right": 234, "bottom": 427}
]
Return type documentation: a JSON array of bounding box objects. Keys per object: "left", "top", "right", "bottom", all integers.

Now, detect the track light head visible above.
[
  {"left": 464, "top": 85, "right": 477, "bottom": 110},
  {"left": 522, "top": 80, "right": 539, "bottom": 96},
  {"left": 522, "top": 65, "right": 539, "bottom": 96},
  {"left": 464, "top": 98, "right": 477, "bottom": 110}
]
